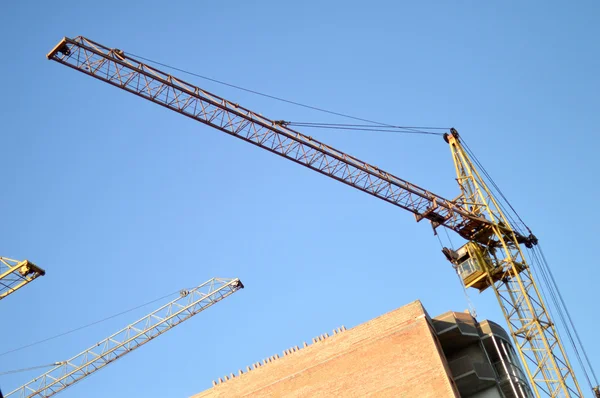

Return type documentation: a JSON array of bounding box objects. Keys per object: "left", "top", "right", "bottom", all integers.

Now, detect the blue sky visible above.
[{"left": 1, "top": 1, "right": 598, "bottom": 396}]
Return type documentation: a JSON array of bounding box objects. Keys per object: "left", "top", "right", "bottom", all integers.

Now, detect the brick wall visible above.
[{"left": 192, "top": 300, "right": 459, "bottom": 397}]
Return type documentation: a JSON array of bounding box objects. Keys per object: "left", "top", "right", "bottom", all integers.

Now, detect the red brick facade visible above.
[{"left": 192, "top": 301, "right": 459, "bottom": 397}]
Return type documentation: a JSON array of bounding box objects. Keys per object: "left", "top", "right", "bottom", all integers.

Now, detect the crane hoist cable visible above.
[{"left": 435, "top": 231, "right": 478, "bottom": 318}]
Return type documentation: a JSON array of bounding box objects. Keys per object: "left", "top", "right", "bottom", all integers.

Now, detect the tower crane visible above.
[
  {"left": 0, "top": 257, "right": 45, "bottom": 301},
  {"left": 45, "top": 36, "right": 597, "bottom": 397},
  {"left": 5, "top": 277, "right": 243, "bottom": 397}
]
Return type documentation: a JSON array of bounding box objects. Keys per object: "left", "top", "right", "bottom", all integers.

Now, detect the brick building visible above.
[{"left": 192, "top": 301, "right": 532, "bottom": 398}]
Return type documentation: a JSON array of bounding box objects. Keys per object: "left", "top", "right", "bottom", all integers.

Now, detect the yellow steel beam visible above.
[
  {"left": 0, "top": 257, "right": 45, "bottom": 300},
  {"left": 446, "top": 130, "right": 581, "bottom": 398}
]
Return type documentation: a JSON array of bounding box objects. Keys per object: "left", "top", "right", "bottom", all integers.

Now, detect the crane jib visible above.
[
  {"left": 6, "top": 278, "right": 243, "bottom": 397},
  {"left": 46, "top": 36, "right": 530, "bottom": 246}
]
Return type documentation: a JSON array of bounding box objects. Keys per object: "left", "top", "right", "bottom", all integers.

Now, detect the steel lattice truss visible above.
[
  {"left": 7, "top": 277, "right": 243, "bottom": 398},
  {"left": 45, "top": 36, "right": 580, "bottom": 397},
  {"left": 0, "top": 257, "right": 45, "bottom": 301},
  {"left": 448, "top": 134, "right": 581, "bottom": 398},
  {"left": 46, "top": 36, "right": 531, "bottom": 245}
]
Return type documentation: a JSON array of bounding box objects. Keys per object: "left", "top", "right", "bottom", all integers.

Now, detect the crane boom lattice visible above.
[
  {"left": 46, "top": 36, "right": 532, "bottom": 245},
  {"left": 7, "top": 277, "right": 243, "bottom": 398},
  {"left": 0, "top": 257, "right": 45, "bottom": 301},
  {"left": 446, "top": 132, "right": 581, "bottom": 397}
]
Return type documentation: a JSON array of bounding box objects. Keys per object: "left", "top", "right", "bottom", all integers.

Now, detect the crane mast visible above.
[
  {"left": 6, "top": 277, "right": 243, "bottom": 398},
  {"left": 0, "top": 257, "right": 45, "bottom": 301},
  {"left": 46, "top": 36, "right": 587, "bottom": 397},
  {"left": 444, "top": 131, "right": 581, "bottom": 397}
]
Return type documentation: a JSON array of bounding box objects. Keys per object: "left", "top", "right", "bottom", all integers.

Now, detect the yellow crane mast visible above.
[
  {"left": 443, "top": 131, "right": 580, "bottom": 397},
  {"left": 45, "top": 36, "right": 597, "bottom": 397},
  {"left": 0, "top": 257, "right": 45, "bottom": 301}
]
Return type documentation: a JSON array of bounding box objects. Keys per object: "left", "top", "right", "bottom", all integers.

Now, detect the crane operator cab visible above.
[{"left": 442, "top": 242, "right": 522, "bottom": 292}]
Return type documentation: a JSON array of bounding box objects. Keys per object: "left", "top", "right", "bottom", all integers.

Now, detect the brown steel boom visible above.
[
  {"left": 46, "top": 37, "right": 534, "bottom": 247},
  {"left": 47, "top": 36, "right": 588, "bottom": 397}
]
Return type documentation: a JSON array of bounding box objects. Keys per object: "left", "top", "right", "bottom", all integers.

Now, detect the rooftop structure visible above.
[{"left": 192, "top": 301, "right": 531, "bottom": 398}]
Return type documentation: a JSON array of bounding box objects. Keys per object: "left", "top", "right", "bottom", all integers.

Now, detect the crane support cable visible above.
[
  {"left": 528, "top": 247, "right": 593, "bottom": 391},
  {"left": 0, "top": 288, "right": 186, "bottom": 358},
  {"left": 0, "top": 363, "right": 65, "bottom": 376},
  {"left": 285, "top": 122, "right": 449, "bottom": 129},
  {"left": 536, "top": 245, "right": 599, "bottom": 386},
  {"left": 127, "top": 53, "right": 424, "bottom": 129},
  {"left": 45, "top": 36, "right": 529, "bottom": 245},
  {"left": 285, "top": 122, "right": 445, "bottom": 135},
  {"left": 460, "top": 138, "right": 530, "bottom": 235},
  {"left": 5, "top": 277, "right": 243, "bottom": 398}
]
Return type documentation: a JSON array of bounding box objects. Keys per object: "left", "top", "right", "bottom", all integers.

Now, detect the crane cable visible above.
[
  {"left": 528, "top": 247, "right": 593, "bottom": 391},
  {"left": 126, "top": 52, "right": 447, "bottom": 136},
  {"left": 435, "top": 228, "right": 477, "bottom": 318},
  {"left": 460, "top": 138, "right": 529, "bottom": 236},
  {"left": 535, "top": 245, "right": 598, "bottom": 388},
  {"left": 284, "top": 122, "right": 444, "bottom": 136},
  {"left": 459, "top": 137, "right": 597, "bottom": 391},
  {"left": 0, "top": 363, "right": 65, "bottom": 376},
  {"left": 0, "top": 288, "right": 184, "bottom": 358}
]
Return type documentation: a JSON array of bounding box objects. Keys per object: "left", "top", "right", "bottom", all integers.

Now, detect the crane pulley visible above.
[
  {"left": 46, "top": 35, "right": 594, "bottom": 397},
  {"left": 6, "top": 277, "right": 243, "bottom": 397}
]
